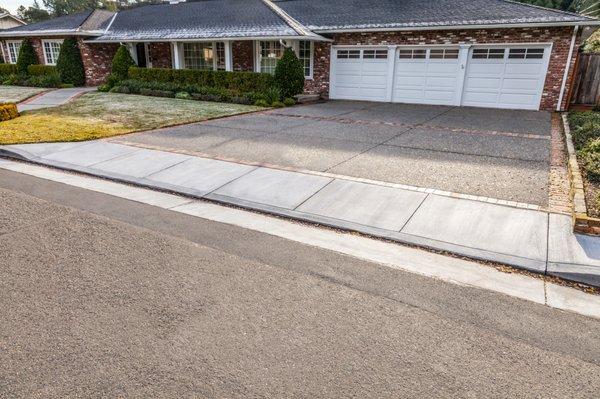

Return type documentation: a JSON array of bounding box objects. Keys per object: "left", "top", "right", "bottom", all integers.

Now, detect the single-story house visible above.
[{"left": 0, "top": 0, "right": 599, "bottom": 111}]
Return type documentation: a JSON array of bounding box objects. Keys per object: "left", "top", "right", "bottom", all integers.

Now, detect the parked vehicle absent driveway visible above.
[{"left": 119, "top": 101, "right": 552, "bottom": 206}]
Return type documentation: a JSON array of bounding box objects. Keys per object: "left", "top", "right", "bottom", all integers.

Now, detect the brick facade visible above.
[
  {"left": 305, "top": 26, "right": 581, "bottom": 111},
  {"left": 232, "top": 40, "right": 254, "bottom": 71},
  {"left": 78, "top": 39, "right": 118, "bottom": 86},
  {"left": 147, "top": 42, "right": 172, "bottom": 68}
]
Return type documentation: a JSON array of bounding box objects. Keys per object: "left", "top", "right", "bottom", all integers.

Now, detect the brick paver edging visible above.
[{"left": 561, "top": 114, "right": 600, "bottom": 235}]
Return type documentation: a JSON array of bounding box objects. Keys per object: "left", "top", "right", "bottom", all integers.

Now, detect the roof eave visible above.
[
  {"left": 0, "top": 29, "right": 104, "bottom": 37},
  {"left": 86, "top": 34, "right": 332, "bottom": 43},
  {"left": 311, "top": 20, "right": 600, "bottom": 34}
]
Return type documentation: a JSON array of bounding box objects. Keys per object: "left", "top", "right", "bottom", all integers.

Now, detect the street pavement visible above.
[{"left": 1, "top": 168, "right": 600, "bottom": 398}]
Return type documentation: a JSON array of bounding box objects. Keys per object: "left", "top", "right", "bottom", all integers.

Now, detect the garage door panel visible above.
[
  {"left": 464, "top": 77, "right": 502, "bottom": 90},
  {"left": 504, "top": 63, "right": 545, "bottom": 75},
  {"left": 467, "top": 63, "right": 505, "bottom": 75},
  {"left": 395, "top": 76, "right": 426, "bottom": 87},
  {"left": 498, "top": 93, "right": 538, "bottom": 106},
  {"left": 426, "top": 76, "right": 457, "bottom": 88},
  {"left": 427, "top": 63, "right": 459, "bottom": 74},
  {"left": 424, "top": 90, "right": 457, "bottom": 101},
  {"left": 462, "top": 92, "right": 499, "bottom": 105},
  {"left": 502, "top": 78, "right": 540, "bottom": 91}
]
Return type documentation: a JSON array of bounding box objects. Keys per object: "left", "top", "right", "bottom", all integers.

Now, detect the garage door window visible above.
[
  {"left": 363, "top": 49, "right": 388, "bottom": 59},
  {"left": 337, "top": 49, "right": 360, "bottom": 59},
  {"left": 508, "top": 48, "right": 545, "bottom": 59},
  {"left": 429, "top": 49, "right": 459, "bottom": 59},
  {"left": 398, "top": 49, "right": 426, "bottom": 59},
  {"left": 472, "top": 48, "right": 505, "bottom": 59}
]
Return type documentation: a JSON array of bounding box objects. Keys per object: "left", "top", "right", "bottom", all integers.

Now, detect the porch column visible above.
[
  {"left": 172, "top": 42, "right": 181, "bottom": 69},
  {"left": 225, "top": 41, "right": 233, "bottom": 71}
]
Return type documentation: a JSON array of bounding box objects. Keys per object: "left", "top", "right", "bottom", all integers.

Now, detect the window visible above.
[
  {"left": 429, "top": 48, "right": 459, "bottom": 59},
  {"left": 398, "top": 49, "right": 426, "bottom": 59},
  {"left": 298, "top": 40, "right": 313, "bottom": 78},
  {"left": 215, "top": 42, "right": 226, "bottom": 70},
  {"left": 258, "top": 41, "right": 283, "bottom": 74},
  {"left": 508, "top": 48, "right": 544, "bottom": 59},
  {"left": 363, "top": 49, "right": 388, "bottom": 59},
  {"left": 183, "top": 42, "right": 226, "bottom": 70},
  {"left": 6, "top": 41, "right": 21, "bottom": 64},
  {"left": 472, "top": 48, "right": 505, "bottom": 59},
  {"left": 336, "top": 49, "right": 360, "bottom": 59},
  {"left": 43, "top": 40, "right": 62, "bottom": 65}
]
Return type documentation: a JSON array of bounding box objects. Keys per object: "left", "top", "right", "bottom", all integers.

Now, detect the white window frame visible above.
[
  {"left": 6, "top": 40, "right": 22, "bottom": 64},
  {"left": 42, "top": 39, "right": 63, "bottom": 66},
  {"left": 254, "top": 40, "right": 314, "bottom": 79},
  {"left": 178, "top": 41, "right": 227, "bottom": 71}
]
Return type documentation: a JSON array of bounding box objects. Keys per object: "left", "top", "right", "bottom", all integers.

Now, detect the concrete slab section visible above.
[
  {"left": 329, "top": 144, "right": 549, "bottom": 206},
  {"left": 547, "top": 214, "right": 600, "bottom": 286},
  {"left": 402, "top": 195, "right": 548, "bottom": 266},
  {"left": 387, "top": 127, "right": 550, "bottom": 162},
  {"left": 271, "top": 101, "right": 377, "bottom": 117},
  {"left": 282, "top": 119, "right": 405, "bottom": 144},
  {"left": 146, "top": 157, "right": 257, "bottom": 196},
  {"left": 212, "top": 167, "right": 332, "bottom": 209},
  {"left": 91, "top": 149, "right": 192, "bottom": 178},
  {"left": 297, "top": 179, "right": 427, "bottom": 230},
  {"left": 5, "top": 142, "right": 92, "bottom": 158},
  {"left": 344, "top": 103, "right": 453, "bottom": 125},
  {"left": 202, "top": 133, "right": 372, "bottom": 172},
  {"left": 203, "top": 114, "right": 311, "bottom": 133},
  {"left": 42, "top": 142, "right": 140, "bottom": 167},
  {"left": 428, "top": 107, "right": 552, "bottom": 136}
]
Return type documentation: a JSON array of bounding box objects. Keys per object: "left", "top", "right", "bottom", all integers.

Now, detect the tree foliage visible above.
[
  {"left": 56, "top": 38, "right": 86, "bottom": 85},
  {"left": 16, "top": 39, "right": 38, "bottom": 75},
  {"left": 16, "top": 0, "right": 51, "bottom": 23},
  {"left": 273, "top": 47, "right": 305, "bottom": 99},
  {"left": 111, "top": 45, "right": 136, "bottom": 80}
]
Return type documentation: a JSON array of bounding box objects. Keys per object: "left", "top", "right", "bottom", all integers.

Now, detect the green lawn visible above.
[
  {"left": 0, "top": 85, "right": 48, "bottom": 104},
  {"left": 0, "top": 92, "right": 263, "bottom": 145}
]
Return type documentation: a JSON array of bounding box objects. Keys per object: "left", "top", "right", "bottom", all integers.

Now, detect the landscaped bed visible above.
[
  {"left": 569, "top": 110, "right": 600, "bottom": 217},
  {"left": 0, "top": 85, "right": 48, "bottom": 104},
  {"left": 0, "top": 91, "right": 262, "bottom": 145}
]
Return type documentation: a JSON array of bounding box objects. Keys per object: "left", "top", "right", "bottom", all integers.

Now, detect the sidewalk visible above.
[
  {"left": 2, "top": 140, "right": 599, "bottom": 287},
  {"left": 17, "top": 87, "right": 96, "bottom": 112}
]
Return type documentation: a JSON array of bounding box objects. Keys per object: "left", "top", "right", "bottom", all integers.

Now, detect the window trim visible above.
[
  {"left": 6, "top": 40, "right": 22, "bottom": 64},
  {"left": 296, "top": 40, "right": 314, "bottom": 80},
  {"left": 42, "top": 39, "right": 63, "bottom": 66},
  {"left": 255, "top": 40, "right": 314, "bottom": 79}
]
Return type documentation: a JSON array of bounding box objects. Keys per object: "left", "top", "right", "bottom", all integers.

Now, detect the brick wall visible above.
[
  {"left": 307, "top": 26, "right": 581, "bottom": 111},
  {"left": 79, "top": 40, "right": 119, "bottom": 86},
  {"left": 147, "top": 42, "right": 172, "bottom": 68},
  {"left": 232, "top": 40, "right": 254, "bottom": 71}
]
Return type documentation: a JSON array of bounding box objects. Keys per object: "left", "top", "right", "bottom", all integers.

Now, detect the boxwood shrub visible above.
[
  {"left": 128, "top": 67, "right": 274, "bottom": 93},
  {"left": 0, "top": 64, "right": 17, "bottom": 75},
  {"left": 27, "top": 64, "right": 58, "bottom": 76},
  {"left": 0, "top": 103, "right": 19, "bottom": 121}
]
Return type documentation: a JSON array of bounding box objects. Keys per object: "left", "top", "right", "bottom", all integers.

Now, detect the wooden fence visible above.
[{"left": 570, "top": 53, "right": 600, "bottom": 106}]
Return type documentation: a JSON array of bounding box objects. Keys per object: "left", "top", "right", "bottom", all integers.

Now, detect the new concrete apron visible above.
[{"left": 1, "top": 141, "right": 599, "bottom": 287}]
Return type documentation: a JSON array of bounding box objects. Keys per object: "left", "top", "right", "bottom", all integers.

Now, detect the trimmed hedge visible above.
[
  {"left": 112, "top": 45, "right": 135, "bottom": 81},
  {"left": 0, "top": 103, "right": 19, "bottom": 121},
  {"left": 0, "top": 64, "right": 17, "bottom": 75},
  {"left": 274, "top": 47, "right": 304, "bottom": 98},
  {"left": 16, "top": 39, "right": 38, "bottom": 75},
  {"left": 56, "top": 38, "right": 85, "bottom": 86},
  {"left": 27, "top": 64, "right": 58, "bottom": 76},
  {"left": 128, "top": 67, "right": 275, "bottom": 93}
]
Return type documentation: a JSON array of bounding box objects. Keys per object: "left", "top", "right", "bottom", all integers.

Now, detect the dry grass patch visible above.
[
  {"left": 0, "top": 85, "right": 48, "bottom": 104},
  {"left": 0, "top": 92, "right": 262, "bottom": 145}
]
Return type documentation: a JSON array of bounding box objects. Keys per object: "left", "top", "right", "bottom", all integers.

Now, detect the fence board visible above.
[{"left": 572, "top": 54, "right": 600, "bottom": 106}]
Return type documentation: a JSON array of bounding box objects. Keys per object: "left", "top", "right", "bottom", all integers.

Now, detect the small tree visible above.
[
  {"left": 16, "top": 38, "right": 38, "bottom": 75},
  {"left": 56, "top": 38, "right": 85, "bottom": 86},
  {"left": 111, "top": 45, "right": 135, "bottom": 81},
  {"left": 273, "top": 47, "right": 305, "bottom": 99}
]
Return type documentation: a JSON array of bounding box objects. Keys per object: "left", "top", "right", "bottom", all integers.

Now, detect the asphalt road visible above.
[{"left": 1, "top": 168, "right": 600, "bottom": 398}]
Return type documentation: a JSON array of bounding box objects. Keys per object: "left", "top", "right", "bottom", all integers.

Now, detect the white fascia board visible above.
[
  {"left": 0, "top": 30, "right": 103, "bottom": 37},
  {"left": 311, "top": 20, "right": 600, "bottom": 34},
  {"left": 85, "top": 35, "right": 332, "bottom": 44}
]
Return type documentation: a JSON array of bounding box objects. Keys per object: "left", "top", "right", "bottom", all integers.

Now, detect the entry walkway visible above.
[
  {"left": 1, "top": 140, "right": 599, "bottom": 287},
  {"left": 17, "top": 87, "right": 95, "bottom": 112}
]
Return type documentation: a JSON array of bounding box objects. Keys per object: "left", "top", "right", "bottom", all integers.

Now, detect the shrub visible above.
[
  {"left": 97, "top": 84, "right": 111, "bottom": 92},
  {"left": 569, "top": 111, "right": 600, "bottom": 130},
  {"left": 271, "top": 100, "right": 285, "bottom": 108},
  {"left": 59, "top": 83, "right": 75, "bottom": 88},
  {"left": 0, "top": 64, "right": 17, "bottom": 75},
  {"left": 16, "top": 39, "right": 38, "bottom": 75},
  {"left": 254, "top": 99, "right": 269, "bottom": 107},
  {"left": 0, "top": 103, "right": 19, "bottom": 121},
  {"left": 112, "top": 45, "right": 135, "bottom": 81},
  {"left": 572, "top": 121, "right": 600, "bottom": 150},
  {"left": 1, "top": 74, "right": 20, "bottom": 85},
  {"left": 283, "top": 97, "right": 296, "bottom": 106},
  {"left": 274, "top": 47, "right": 305, "bottom": 99},
  {"left": 175, "top": 91, "right": 191, "bottom": 100},
  {"left": 27, "top": 64, "right": 58, "bottom": 76},
  {"left": 581, "top": 148, "right": 600, "bottom": 182},
  {"left": 128, "top": 66, "right": 274, "bottom": 92},
  {"left": 56, "top": 38, "right": 85, "bottom": 86},
  {"left": 139, "top": 88, "right": 175, "bottom": 98},
  {"left": 110, "top": 85, "right": 131, "bottom": 94},
  {"left": 22, "top": 74, "right": 61, "bottom": 88}
]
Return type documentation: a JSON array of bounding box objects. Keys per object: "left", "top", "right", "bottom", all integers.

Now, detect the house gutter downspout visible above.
[{"left": 557, "top": 25, "right": 579, "bottom": 111}]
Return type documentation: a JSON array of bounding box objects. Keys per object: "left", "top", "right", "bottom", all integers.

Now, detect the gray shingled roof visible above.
[
  {"left": 275, "top": 0, "right": 597, "bottom": 31},
  {"left": 0, "top": 9, "right": 114, "bottom": 35},
  {"left": 94, "top": 0, "right": 300, "bottom": 41}
]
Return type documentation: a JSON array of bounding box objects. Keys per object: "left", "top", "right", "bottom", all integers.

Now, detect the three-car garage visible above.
[{"left": 329, "top": 44, "right": 552, "bottom": 110}]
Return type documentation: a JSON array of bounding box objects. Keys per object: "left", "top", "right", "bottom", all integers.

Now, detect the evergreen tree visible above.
[
  {"left": 56, "top": 37, "right": 86, "bottom": 85},
  {"left": 273, "top": 47, "right": 305, "bottom": 99},
  {"left": 111, "top": 45, "right": 135, "bottom": 80},
  {"left": 16, "top": 38, "right": 38, "bottom": 75}
]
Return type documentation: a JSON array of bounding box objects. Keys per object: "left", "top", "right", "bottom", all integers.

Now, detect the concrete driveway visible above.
[{"left": 118, "top": 101, "right": 552, "bottom": 206}]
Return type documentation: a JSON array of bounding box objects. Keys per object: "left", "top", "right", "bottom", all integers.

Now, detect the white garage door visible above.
[
  {"left": 329, "top": 45, "right": 551, "bottom": 110},
  {"left": 392, "top": 48, "right": 461, "bottom": 106},
  {"left": 330, "top": 48, "right": 389, "bottom": 102},
  {"left": 461, "top": 46, "right": 550, "bottom": 110}
]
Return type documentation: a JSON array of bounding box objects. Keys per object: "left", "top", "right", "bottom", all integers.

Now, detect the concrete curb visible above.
[{"left": 561, "top": 113, "right": 600, "bottom": 235}]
